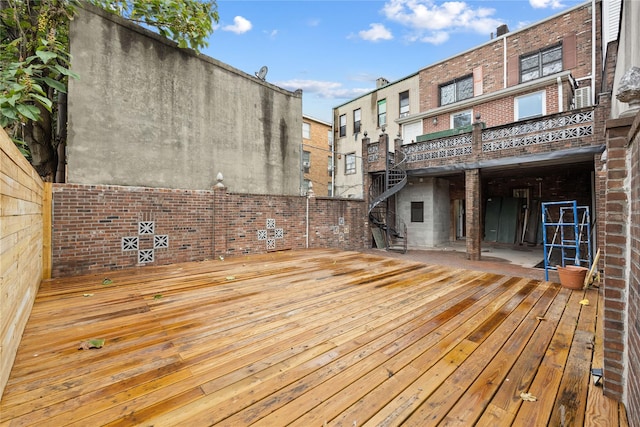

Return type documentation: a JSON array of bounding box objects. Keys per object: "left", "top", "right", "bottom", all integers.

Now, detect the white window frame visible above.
[
  {"left": 339, "top": 114, "right": 346, "bottom": 137},
  {"left": 450, "top": 110, "right": 473, "bottom": 129},
  {"left": 302, "top": 122, "right": 310, "bottom": 139},
  {"left": 377, "top": 100, "right": 386, "bottom": 128},
  {"left": 353, "top": 108, "right": 361, "bottom": 134},
  {"left": 399, "top": 91, "right": 409, "bottom": 117},
  {"left": 345, "top": 153, "right": 356, "bottom": 175},
  {"left": 515, "top": 90, "right": 546, "bottom": 121}
]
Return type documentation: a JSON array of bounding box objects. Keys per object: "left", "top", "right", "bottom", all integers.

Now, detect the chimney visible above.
[
  {"left": 496, "top": 24, "right": 509, "bottom": 37},
  {"left": 376, "top": 77, "right": 390, "bottom": 88}
]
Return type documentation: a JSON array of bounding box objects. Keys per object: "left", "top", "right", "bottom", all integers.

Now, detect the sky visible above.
[{"left": 202, "top": 0, "right": 588, "bottom": 123}]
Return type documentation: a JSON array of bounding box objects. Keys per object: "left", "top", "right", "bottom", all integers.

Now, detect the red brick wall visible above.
[
  {"left": 625, "top": 114, "right": 640, "bottom": 422},
  {"left": 213, "top": 187, "right": 367, "bottom": 258},
  {"left": 419, "top": 2, "right": 594, "bottom": 130},
  {"left": 51, "top": 184, "right": 367, "bottom": 277},
  {"left": 51, "top": 184, "right": 214, "bottom": 277},
  {"left": 602, "top": 115, "right": 635, "bottom": 400}
]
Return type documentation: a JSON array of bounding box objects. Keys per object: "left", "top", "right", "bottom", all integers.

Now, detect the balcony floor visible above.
[{"left": 0, "top": 249, "right": 627, "bottom": 426}]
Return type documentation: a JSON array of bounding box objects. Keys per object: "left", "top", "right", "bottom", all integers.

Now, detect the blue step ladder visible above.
[{"left": 541, "top": 201, "right": 592, "bottom": 281}]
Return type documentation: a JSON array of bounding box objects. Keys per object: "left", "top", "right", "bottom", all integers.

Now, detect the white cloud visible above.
[
  {"left": 529, "top": 0, "right": 565, "bottom": 9},
  {"left": 381, "top": 0, "right": 503, "bottom": 44},
  {"left": 222, "top": 16, "right": 252, "bottom": 34},
  {"left": 358, "top": 23, "right": 394, "bottom": 42},
  {"left": 275, "top": 79, "right": 370, "bottom": 100}
]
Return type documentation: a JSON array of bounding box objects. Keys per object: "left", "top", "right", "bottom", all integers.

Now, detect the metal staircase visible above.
[{"left": 368, "top": 149, "right": 408, "bottom": 253}]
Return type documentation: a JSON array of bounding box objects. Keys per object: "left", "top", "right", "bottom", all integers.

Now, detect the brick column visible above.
[
  {"left": 465, "top": 117, "right": 484, "bottom": 261},
  {"left": 602, "top": 116, "right": 634, "bottom": 400},
  {"left": 465, "top": 168, "right": 481, "bottom": 260}
]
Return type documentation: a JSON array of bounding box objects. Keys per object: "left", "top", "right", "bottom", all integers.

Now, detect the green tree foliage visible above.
[{"left": 0, "top": 0, "right": 218, "bottom": 181}]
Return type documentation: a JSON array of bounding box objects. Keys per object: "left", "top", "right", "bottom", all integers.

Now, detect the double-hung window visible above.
[
  {"left": 345, "top": 153, "right": 356, "bottom": 174},
  {"left": 302, "top": 150, "right": 311, "bottom": 171},
  {"left": 440, "top": 75, "right": 473, "bottom": 106},
  {"left": 377, "top": 99, "right": 386, "bottom": 128},
  {"left": 353, "top": 108, "right": 361, "bottom": 134},
  {"left": 399, "top": 91, "right": 409, "bottom": 117},
  {"left": 339, "top": 114, "right": 346, "bottom": 137},
  {"left": 302, "top": 122, "right": 310, "bottom": 139},
  {"left": 520, "top": 44, "right": 562, "bottom": 83}
]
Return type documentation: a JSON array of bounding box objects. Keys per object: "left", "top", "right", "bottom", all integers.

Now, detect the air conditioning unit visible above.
[
  {"left": 574, "top": 87, "right": 592, "bottom": 109},
  {"left": 303, "top": 161, "right": 310, "bottom": 168},
  {"left": 328, "top": 165, "right": 333, "bottom": 172}
]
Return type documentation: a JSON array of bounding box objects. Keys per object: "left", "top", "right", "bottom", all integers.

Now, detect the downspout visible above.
[
  {"left": 503, "top": 35, "right": 508, "bottom": 89},
  {"left": 591, "top": 0, "right": 596, "bottom": 105},
  {"left": 557, "top": 76, "right": 564, "bottom": 112}
]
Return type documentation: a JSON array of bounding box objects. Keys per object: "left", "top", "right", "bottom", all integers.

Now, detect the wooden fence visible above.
[{"left": 0, "top": 128, "right": 49, "bottom": 399}]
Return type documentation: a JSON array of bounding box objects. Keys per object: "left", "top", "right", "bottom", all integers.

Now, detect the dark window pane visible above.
[{"left": 411, "top": 202, "right": 424, "bottom": 223}]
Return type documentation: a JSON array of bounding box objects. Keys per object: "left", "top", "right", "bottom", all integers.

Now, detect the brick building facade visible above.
[{"left": 302, "top": 115, "right": 333, "bottom": 197}]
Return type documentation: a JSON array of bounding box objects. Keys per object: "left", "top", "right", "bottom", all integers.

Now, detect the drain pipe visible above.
[{"left": 306, "top": 183, "right": 315, "bottom": 248}]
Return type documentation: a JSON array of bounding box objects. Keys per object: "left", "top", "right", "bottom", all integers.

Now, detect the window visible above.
[
  {"left": 327, "top": 183, "right": 333, "bottom": 197},
  {"left": 399, "top": 91, "right": 409, "bottom": 117},
  {"left": 302, "top": 179, "right": 311, "bottom": 195},
  {"left": 520, "top": 44, "right": 562, "bottom": 83},
  {"left": 451, "top": 110, "right": 472, "bottom": 129},
  {"left": 302, "top": 122, "right": 310, "bottom": 139},
  {"left": 328, "top": 130, "right": 333, "bottom": 148},
  {"left": 302, "top": 151, "right": 310, "bottom": 171},
  {"left": 515, "top": 91, "right": 546, "bottom": 120},
  {"left": 440, "top": 75, "right": 473, "bottom": 106},
  {"left": 353, "top": 109, "right": 361, "bottom": 134},
  {"left": 328, "top": 156, "right": 333, "bottom": 175},
  {"left": 345, "top": 153, "right": 356, "bottom": 174},
  {"left": 377, "top": 99, "right": 386, "bottom": 128},
  {"left": 411, "top": 202, "right": 424, "bottom": 223},
  {"left": 339, "top": 114, "right": 346, "bottom": 137}
]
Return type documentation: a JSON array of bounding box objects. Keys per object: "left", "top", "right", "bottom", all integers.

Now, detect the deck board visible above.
[{"left": 0, "top": 248, "right": 627, "bottom": 426}]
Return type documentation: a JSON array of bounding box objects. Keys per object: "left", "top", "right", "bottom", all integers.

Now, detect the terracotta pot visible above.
[{"left": 556, "top": 265, "right": 588, "bottom": 289}]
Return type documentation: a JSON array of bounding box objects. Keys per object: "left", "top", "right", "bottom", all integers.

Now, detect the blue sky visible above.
[{"left": 202, "top": 0, "right": 587, "bottom": 123}]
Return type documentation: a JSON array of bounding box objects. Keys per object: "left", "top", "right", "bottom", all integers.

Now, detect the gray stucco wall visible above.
[
  {"left": 398, "top": 177, "right": 451, "bottom": 248},
  {"left": 68, "top": 5, "right": 302, "bottom": 194}
]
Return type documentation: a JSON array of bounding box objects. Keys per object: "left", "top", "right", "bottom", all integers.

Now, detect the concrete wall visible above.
[
  {"left": 610, "top": 0, "right": 640, "bottom": 119},
  {"left": 68, "top": 5, "right": 302, "bottom": 195},
  {"left": 398, "top": 177, "right": 450, "bottom": 248},
  {"left": 0, "top": 128, "right": 44, "bottom": 399}
]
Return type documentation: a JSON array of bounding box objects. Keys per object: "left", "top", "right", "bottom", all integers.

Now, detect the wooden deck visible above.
[{"left": 0, "top": 249, "right": 627, "bottom": 426}]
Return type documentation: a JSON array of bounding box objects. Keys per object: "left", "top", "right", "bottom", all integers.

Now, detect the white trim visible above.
[
  {"left": 450, "top": 109, "right": 473, "bottom": 129},
  {"left": 514, "top": 90, "right": 546, "bottom": 121}
]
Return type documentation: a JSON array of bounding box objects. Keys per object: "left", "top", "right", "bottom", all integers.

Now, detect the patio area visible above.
[{"left": 0, "top": 249, "right": 627, "bottom": 426}]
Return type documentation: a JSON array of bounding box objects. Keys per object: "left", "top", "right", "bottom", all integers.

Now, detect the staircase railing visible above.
[{"left": 368, "top": 148, "right": 408, "bottom": 253}]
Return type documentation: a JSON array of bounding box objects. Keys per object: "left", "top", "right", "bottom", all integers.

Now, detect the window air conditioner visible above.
[{"left": 574, "top": 87, "right": 592, "bottom": 109}]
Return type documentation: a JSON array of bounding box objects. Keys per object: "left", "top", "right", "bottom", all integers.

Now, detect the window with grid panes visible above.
[
  {"left": 377, "top": 99, "right": 386, "bottom": 127},
  {"left": 439, "top": 75, "right": 473, "bottom": 106},
  {"left": 339, "top": 114, "right": 346, "bottom": 137},
  {"left": 345, "top": 153, "right": 356, "bottom": 174},
  {"left": 353, "top": 109, "right": 361, "bottom": 134},
  {"left": 520, "top": 44, "right": 562, "bottom": 83}
]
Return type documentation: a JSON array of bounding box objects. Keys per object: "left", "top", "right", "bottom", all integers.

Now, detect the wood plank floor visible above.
[{"left": 0, "top": 248, "right": 627, "bottom": 426}]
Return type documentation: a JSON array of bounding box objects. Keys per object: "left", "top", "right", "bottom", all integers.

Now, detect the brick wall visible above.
[
  {"left": 213, "top": 187, "right": 367, "bottom": 258},
  {"left": 602, "top": 115, "right": 635, "bottom": 400},
  {"left": 625, "top": 114, "right": 640, "bottom": 423},
  {"left": 52, "top": 184, "right": 214, "bottom": 277},
  {"left": 419, "top": 2, "right": 594, "bottom": 121},
  {"left": 303, "top": 117, "right": 332, "bottom": 196},
  {"left": 51, "top": 184, "right": 367, "bottom": 277}
]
